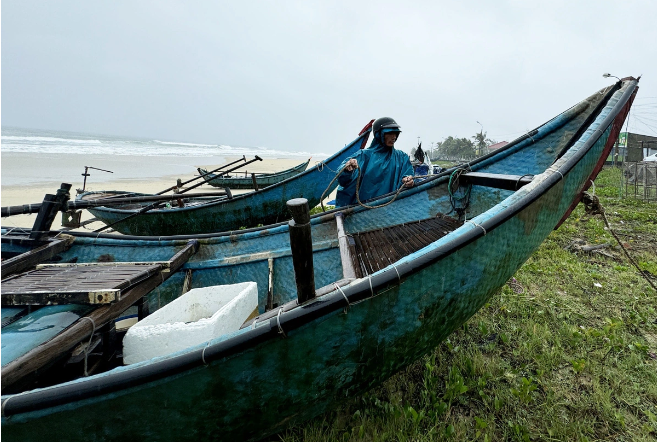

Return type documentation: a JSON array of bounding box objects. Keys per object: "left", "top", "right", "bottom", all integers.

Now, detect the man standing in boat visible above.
[{"left": 335, "top": 117, "right": 414, "bottom": 207}]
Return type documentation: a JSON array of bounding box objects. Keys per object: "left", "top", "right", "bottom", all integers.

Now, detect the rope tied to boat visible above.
[
  {"left": 392, "top": 263, "right": 402, "bottom": 284},
  {"left": 516, "top": 174, "right": 535, "bottom": 190},
  {"left": 466, "top": 220, "right": 487, "bottom": 235},
  {"left": 447, "top": 167, "right": 472, "bottom": 219},
  {"left": 334, "top": 283, "right": 350, "bottom": 314},
  {"left": 581, "top": 192, "right": 656, "bottom": 292},
  {"left": 79, "top": 316, "right": 96, "bottom": 377},
  {"left": 276, "top": 307, "right": 286, "bottom": 338},
  {"left": 548, "top": 166, "right": 565, "bottom": 181},
  {"left": 315, "top": 160, "right": 338, "bottom": 174},
  {"left": 201, "top": 342, "right": 210, "bottom": 365},
  {"left": 319, "top": 164, "right": 408, "bottom": 212}
]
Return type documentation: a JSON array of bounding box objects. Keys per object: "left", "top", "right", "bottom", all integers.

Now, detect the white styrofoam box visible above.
[{"left": 123, "top": 282, "right": 257, "bottom": 365}]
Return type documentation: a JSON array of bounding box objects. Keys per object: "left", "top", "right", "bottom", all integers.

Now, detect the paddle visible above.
[{"left": 93, "top": 155, "right": 263, "bottom": 233}]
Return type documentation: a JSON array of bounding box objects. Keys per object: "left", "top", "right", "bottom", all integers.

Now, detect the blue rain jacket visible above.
[{"left": 335, "top": 131, "right": 414, "bottom": 207}]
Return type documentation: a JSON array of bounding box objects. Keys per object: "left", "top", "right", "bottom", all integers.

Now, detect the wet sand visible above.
[{"left": 1, "top": 156, "right": 324, "bottom": 230}]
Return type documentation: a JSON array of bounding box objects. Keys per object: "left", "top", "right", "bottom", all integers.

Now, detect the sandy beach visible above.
[{"left": 1, "top": 155, "right": 332, "bottom": 230}]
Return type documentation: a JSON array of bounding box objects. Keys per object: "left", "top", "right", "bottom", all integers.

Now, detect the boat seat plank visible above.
[
  {"left": 460, "top": 172, "right": 534, "bottom": 191},
  {"left": 350, "top": 215, "right": 463, "bottom": 276},
  {"left": 1, "top": 263, "right": 164, "bottom": 306}
]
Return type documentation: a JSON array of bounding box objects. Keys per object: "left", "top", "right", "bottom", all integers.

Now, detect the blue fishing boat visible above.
[
  {"left": 0, "top": 78, "right": 638, "bottom": 442},
  {"left": 84, "top": 134, "right": 367, "bottom": 235},
  {"left": 198, "top": 157, "right": 311, "bottom": 189}
]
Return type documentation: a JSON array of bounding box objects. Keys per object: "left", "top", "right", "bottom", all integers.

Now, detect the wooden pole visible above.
[
  {"left": 266, "top": 257, "right": 274, "bottom": 311},
  {"left": 335, "top": 212, "right": 358, "bottom": 279},
  {"left": 157, "top": 156, "right": 247, "bottom": 195},
  {"left": 29, "top": 183, "right": 72, "bottom": 240},
  {"left": 251, "top": 173, "right": 260, "bottom": 191},
  {"left": 287, "top": 198, "right": 315, "bottom": 304}
]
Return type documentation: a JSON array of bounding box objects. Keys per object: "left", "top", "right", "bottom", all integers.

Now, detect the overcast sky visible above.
[{"left": 2, "top": 0, "right": 657, "bottom": 153}]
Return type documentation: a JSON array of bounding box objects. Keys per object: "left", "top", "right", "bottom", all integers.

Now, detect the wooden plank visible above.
[
  {"left": 461, "top": 172, "right": 533, "bottom": 191},
  {"left": 266, "top": 257, "right": 274, "bottom": 311},
  {"left": 1, "top": 235, "right": 75, "bottom": 279},
  {"left": 2, "top": 264, "right": 163, "bottom": 306},
  {"left": 335, "top": 212, "right": 358, "bottom": 279},
  {"left": 0, "top": 240, "right": 199, "bottom": 394}
]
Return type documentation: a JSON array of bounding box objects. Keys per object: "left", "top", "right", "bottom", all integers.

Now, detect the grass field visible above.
[{"left": 275, "top": 167, "right": 657, "bottom": 442}]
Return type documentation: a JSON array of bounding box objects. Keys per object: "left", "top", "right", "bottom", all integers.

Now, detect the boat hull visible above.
[
  {"left": 87, "top": 140, "right": 361, "bottom": 235},
  {"left": 0, "top": 80, "right": 638, "bottom": 442},
  {"left": 199, "top": 158, "right": 310, "bottom": 189}
]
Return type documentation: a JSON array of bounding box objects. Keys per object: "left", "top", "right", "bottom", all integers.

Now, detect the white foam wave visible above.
[
  {"left": 1, "top": 128, "right": 326, "bottom": 159},
  {"left": 2, "top": 135, "right": 102, "bottom": 144},
  {"left": 153, "top": 140, "right": 218, "bottom": 148}
]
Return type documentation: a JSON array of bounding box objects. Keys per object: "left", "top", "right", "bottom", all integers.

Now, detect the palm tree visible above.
[{"left": 472, "top": 130, "right": 494, "bottom": 157}]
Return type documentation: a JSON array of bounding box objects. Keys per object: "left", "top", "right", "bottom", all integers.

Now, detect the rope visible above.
[
  {"left": 447, "top": 167, "right": 472, "bottom": 218},
  {"left": 392, "top": 263, "right": 402, "bottom": 284},
  {"left": 516, "top": 174, "right": 534, "bottom": 190},
  {"left": 319, "top": 163, "right": 409, "bottom": 212},
  {"left": 334, "top": 283, "right": 350, "bottom": 313},
  {"left": 548, "top": 167, "right": 564, "bottom": 181},
  {"left": 80, "top": 316, "right": 96, "bottom": 377},
  {"left": 201, "top": 343, "right": 210, "bottom": 365},
  {"left": 276, "top": 308, "right": 286, "bottom": 337},
  {"left": 582, "top": 192, "right": 656, "bottom": 292},
  {"left": 466, "top": 220, "right": 487, "bottom": 235}
]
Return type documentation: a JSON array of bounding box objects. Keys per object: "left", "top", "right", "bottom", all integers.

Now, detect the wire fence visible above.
[{"left": 621, "top": 161, "right": 657, "bottom": 202}]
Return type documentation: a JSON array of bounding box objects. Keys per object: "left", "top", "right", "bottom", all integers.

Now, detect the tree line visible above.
[{"left": 412, "top": 130, "right": 497, "bottom": 162}]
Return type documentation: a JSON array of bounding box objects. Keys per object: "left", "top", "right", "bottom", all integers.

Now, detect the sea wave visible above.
[
  {"left": 1, "top": 127, "right": 327, "bottom": 158},
  {"left": 2, "top": 135, "right": 102, "bottom": 144},
  {"left": 153, "top": 140, "right": 219, "bottom": 148}
]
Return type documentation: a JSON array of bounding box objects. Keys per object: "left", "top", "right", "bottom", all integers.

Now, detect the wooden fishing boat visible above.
[
  {"left": 198, "top": 157, "right": 310, "bottom": 189},
  {"left": 0, "top": 78, "right": 638, "bottom": 442},
  {"left": 84, "top": 137, "right": 364, "bottom": 236}
]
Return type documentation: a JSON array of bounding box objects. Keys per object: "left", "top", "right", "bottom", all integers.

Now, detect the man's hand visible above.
[
  {"left": 402, "top": 176, "right": 414, "bottom": 187},
  {"left": 345, "top": 158, "right": 358, "bottom": 172}
]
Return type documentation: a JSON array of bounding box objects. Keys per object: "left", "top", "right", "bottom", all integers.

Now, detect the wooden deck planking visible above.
[{"left": 349, "top": 215, "right": 463, "bottom": 276}]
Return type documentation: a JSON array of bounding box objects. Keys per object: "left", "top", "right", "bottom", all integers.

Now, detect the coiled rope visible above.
[
  {"left": 447, "top": 167, "right": 472, "bottom": 218},
  {"left": 319, "top": 164, "right": 408, "bottom": 212}
]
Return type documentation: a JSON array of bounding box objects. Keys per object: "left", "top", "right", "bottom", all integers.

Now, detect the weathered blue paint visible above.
[
  {"left": 0, "top": 80, "right": 638, "bottom": 442},
  {"left": 1, "top": 304, "right": 95, "bottom": 366},
  {"left": 199, "top": 158, "right": 310, "bottom": 189},
  {"left": 86, "top": 135, "right": 367, "bottom": 235}
]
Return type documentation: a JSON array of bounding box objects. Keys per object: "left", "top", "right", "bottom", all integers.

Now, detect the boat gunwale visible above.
[
  {"left": 199, "top": 157, "right": 311, "bottom": 182},
  {"left": 0, "top": 89, "right": 605, "bottom": 242},
  {"left": 0, "top": 79, "right": 638, "bottom": 418},
  {"left": 85, "top": 137, "right": 366, "bottom": 216}
]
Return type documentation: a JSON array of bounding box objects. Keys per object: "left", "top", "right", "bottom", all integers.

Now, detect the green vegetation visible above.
[{"left": 275, "top": 167, "right": 657, "bottom": 441}]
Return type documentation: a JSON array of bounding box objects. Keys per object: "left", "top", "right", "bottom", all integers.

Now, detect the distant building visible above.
[
  {"left": 616, "top": 132, "right": 657, "bottom": 161},
  {"left": 487, "top": 141, "right": 508, "bottom": 151}
]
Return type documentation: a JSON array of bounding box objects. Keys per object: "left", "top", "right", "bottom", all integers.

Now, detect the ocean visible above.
[{"left": 1, "top": 127, "right": 325, "bottom": 186}]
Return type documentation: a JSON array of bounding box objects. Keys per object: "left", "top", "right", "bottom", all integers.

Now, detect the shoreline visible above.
[{"left": 1, "top": 157, "right": 330, "bottom": 230}]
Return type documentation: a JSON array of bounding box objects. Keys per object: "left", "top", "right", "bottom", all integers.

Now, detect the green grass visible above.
[{"left": 273, "top": 167, "right": 657, "bottom": 442}]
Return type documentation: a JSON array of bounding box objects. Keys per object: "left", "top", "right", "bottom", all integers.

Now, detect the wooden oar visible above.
[
  {"left": 94, "top": 155, "right": 263, "bottom": 233},
  {"left": 155, "top": 156, "right": 248, "bottom": 195}
]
